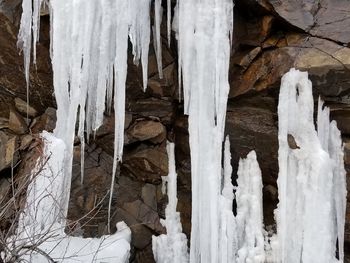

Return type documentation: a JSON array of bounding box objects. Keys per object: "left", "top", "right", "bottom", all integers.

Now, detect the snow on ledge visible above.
[{"left": 4, "top": 132, "right": 131, "bottom": 263}]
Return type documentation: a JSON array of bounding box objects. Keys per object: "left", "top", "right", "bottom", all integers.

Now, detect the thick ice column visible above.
[
  {"left": 235, "top": 150, "right": 265, "bottom": 263},
  {"left": 317, "top": 98, "right": 347, "bottom": 262},
  {"left": 177, "top": 0, "right": 233, "bottom": 262},
  {"left": 275, "top": 68, "right": 339, "bottom": 263},
  {"left": 152, "top": 142, "right": 189, "bottom": 263}
]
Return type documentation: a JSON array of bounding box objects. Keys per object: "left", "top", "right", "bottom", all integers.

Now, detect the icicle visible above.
[
  {"left": 48, "top": 0, "right": 153, "bottom": 231},
  {"left": 317, "top": 97, "right": 347, "bottom": 262},
  {"left": 153, "top": 0, "right": 163, "bottom": 79},
  {"left": 167, "top": 0, "right": 171, "bottom": 47},
  {"left": 108, "top": 0, "right": 130, "bottom": 232},
  {"left": 152, "top": 142, "right": 189, "bottom": 263},
  {"left": 129, "top": 0, "right": 151, "bottom": 91},
  {"left": 235, "top": 151, "right": 265, "bottom": 263}
]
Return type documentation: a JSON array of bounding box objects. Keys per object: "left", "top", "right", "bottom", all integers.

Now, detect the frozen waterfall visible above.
[{"left": 13, "top": 0, "right": 348, "bottom": 262}]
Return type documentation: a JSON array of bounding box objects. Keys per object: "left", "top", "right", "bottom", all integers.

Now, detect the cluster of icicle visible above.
[
  {"left": 269, "top": 68, "right": 347, "bottom": 263},
  {"left": 220, "top": 138, "right": 265, "bottom": 263},
  {"left": 152, "top": 142, "right": 189, "bottom": 263},
  {"left": 17, "top": 0, "right": 174, "bottom": 232}
]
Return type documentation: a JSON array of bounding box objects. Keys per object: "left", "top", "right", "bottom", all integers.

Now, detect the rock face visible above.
[{"left": 0, "top": 0, "right": 350, "bottom": 262}]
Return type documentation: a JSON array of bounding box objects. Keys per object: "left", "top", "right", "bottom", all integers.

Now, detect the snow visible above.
[
  {"left": 274, "top": 68, "right": 346, "bottom": 263},
  {"left": 5, "top": 132, "right": 131, "bottom": 263},
  {"left": 152, "top": 142, "right": 189, "bottom": 263}
]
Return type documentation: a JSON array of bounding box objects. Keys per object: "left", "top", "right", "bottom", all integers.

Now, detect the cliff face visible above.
[{"left": 0, "top": 0, "right": 350, "bottom": 261}]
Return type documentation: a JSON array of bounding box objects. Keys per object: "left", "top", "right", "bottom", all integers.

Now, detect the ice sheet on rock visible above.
[
  {"left": 274, "top": 68, "right": 343, "bottom": 263},
  {"left": 177, "top": 0, "right": 234, "bottom": 262},
  {"left": 317, "top": 98, "right": 347, "bottom": 262},
  {"left": 152, "top": 142, "right": 189, "bottom": 263},
  {"left": 235, "top": 150, "right": 265, "bottom": 263},
  {"left": 8, "top": 132, "right": 131, "bottom": 263}
]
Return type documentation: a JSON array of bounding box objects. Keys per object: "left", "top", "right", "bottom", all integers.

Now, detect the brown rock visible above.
[
  {"left": 235, "top": 14, "right": 274, "bottom": 46},
  {"left": 329, "top": 104, "right": 350, "bottom": 136},
  {"left": 141, "top": 183, "right": 157, "bottom": 211},
  {"left": 0, "top": 178, "right": 10, "bottom": 201},
  {"left": 130, "top": 224, "right": 153, "bottom": 249},
  {"left": 14, "top": 97, "right": 38, "bottom": 117},
  {"left": 19, "top": 134, "right": 33, "bottom": 150},
  {"left": 122, "top": 200, "right": 164, "bottom": 233},
  {"left": 225, "top": 102, "right": 278, "bottom": 185},
  {"left": 127, "top": 98, "right": 173, "bottom": 124},
  {"left": 148, "top": 63, "right": 176, "bottom": 98},
  {"left": 122, "top": 146, "right": 168, "bottom": 184},
  {"left": 230, "top": 34, "right": 350, "bottom": 98},
  {"left": 127, "top": 120, "right": 166, "bottom": 143},
  {"left": 95, "top": 112, "right": 133, "bottom": 137},
  {"left": 9, "top": 108, "right": 28, "bottom": 134},
  {"left": 134, "top": 244, "right": 156, "bottom": 263},
  {"left": 0, "top": 117, "right": 9, "bottom": 129},
  {"left": 268, "top": 0, "right": 350, "bottom": 44},
  {"left": 30, "top": 107, "right": 57, "bottom": 133},
  {"left": 232, "top": 47, "right": 262, "bottom": 69},
  {"left": 344, "top": 140, "right": 350, "bottom": 166}
]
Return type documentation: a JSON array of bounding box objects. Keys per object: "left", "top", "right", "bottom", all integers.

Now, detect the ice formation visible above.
[
  {"left": 176, "top": 0, "right": 234, "bottom": 261},
  {"left": 317, "top": 98, "right": 347, "bottom": 262},
  {"left": 6, "top": 132, "right": 131, "bottom": 263},
  {"left": 18, "top": 0, "right": 157, "bottom": 231},
  {"left": 218, "top": 137, "right": 237, "bottom": 263},
  {"left": 236, "top": 151, "right": 265, "bottom": 262},
  {"left": 274, "top": 68, "right": 347, "bottom": 263},
  {"left": 152, "top": 142, "right": 189, "bottom": 263},
  {"left": 219, "top": 137, "right": 265, "bottom": 263},
  {"left": 15, "top": 0, "right": 348, "bottom": 262}
]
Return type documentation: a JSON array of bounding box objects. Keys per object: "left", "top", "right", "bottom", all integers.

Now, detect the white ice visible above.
[
  {"left": 317, "top": 98, "right": 347, "bottom": 262},
  {"left": 177, "top": 0, "right": 234, "bottom": 262},
  {"left": 152, "top": 142, "right": 189, "bottom": 263},
  {"left": 218, "top": 137, "right": 237, "bottom": 263},
  {"left": 236, "top": 150, "right": 265, "bottom": 263},
  {"left": 274, "top": 68, "right": 346, "bottom": 263}
]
